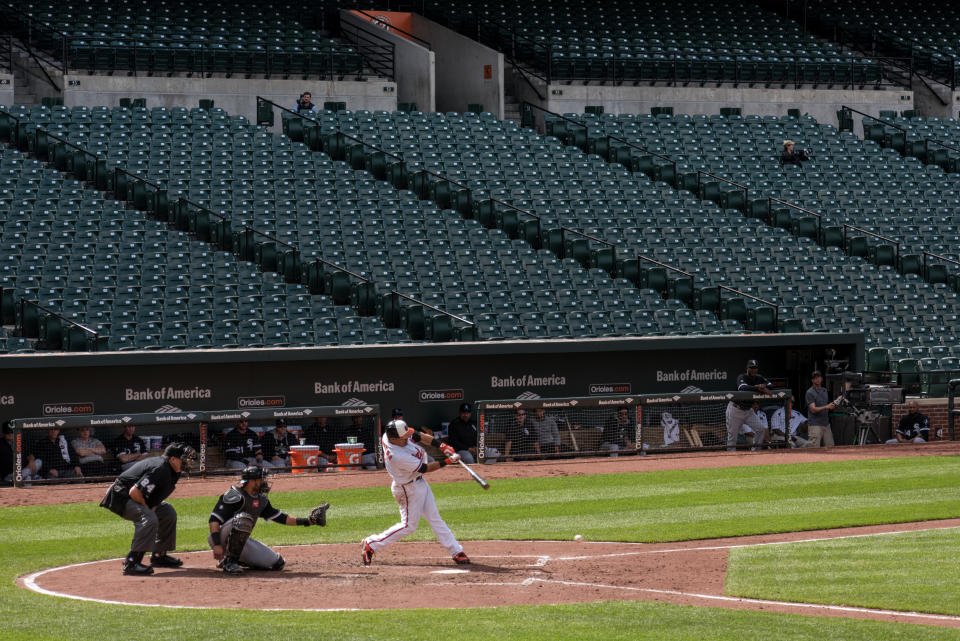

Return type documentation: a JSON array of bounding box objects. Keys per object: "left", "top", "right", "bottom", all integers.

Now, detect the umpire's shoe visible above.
[
  {"left": 122, "top": 561, "right": 154, "bottom": 576},
  {"left": 150, "top": 554, "right": 183, "bottom": 568}
]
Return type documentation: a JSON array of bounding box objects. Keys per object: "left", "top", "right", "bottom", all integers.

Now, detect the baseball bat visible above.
[{"left": 457, "top": 459, "right": 490, "bottom": 490}]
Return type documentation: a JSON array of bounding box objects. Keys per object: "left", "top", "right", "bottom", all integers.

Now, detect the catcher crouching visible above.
[{"left": 208, "top": 466, "right": 330, "bottom": 575}]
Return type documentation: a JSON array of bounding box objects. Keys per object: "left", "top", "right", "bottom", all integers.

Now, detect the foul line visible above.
[
  {"left": 425, "top": 577, "right": 960, "bottom": 624},
  {"left": 548, "top": 523, "right": 960, "bottom": 562}
]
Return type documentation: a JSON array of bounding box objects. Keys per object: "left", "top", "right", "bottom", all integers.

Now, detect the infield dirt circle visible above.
[{"left": 11, "top": 444, "right": 960, "bottom": 628}]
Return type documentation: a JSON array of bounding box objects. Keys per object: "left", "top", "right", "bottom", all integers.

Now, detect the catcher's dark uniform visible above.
[{"left": 208, "top": 485, "right": 290, "bottom": 569}]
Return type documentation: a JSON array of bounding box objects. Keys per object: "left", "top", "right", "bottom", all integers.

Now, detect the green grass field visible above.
[{"left": 3, "top": 456, "right": 960, "bottom": 641}]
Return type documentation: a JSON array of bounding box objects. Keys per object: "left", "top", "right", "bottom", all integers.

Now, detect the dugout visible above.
[
  {"left": 0, "top": 333, "right": 863, "bottom": 438},
  {"left": 476, "top": 391, "right": 793, "bottom": 460},
  {"left": 8, "top": 404, "right": 381, "bottom": 487}
]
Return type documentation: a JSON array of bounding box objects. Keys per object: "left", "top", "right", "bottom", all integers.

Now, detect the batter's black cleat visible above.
[
  {"left": 452, "top": 551, "right": 471, "bottom": 565},
  {"left": 361, "top": 541, "right": 374, "bottom": 566},
  {"left": 150, "top": 554, "right": 183, "bottom": 568},
  {"left": 122, "top": 561, "right": 154, "bottom": 576},
  {"left": 219, "top": 558, "right": 243, "bottom": 575}
]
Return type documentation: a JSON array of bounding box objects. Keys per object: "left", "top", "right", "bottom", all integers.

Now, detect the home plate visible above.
[{"left": 431, "top": 569, "right": 470, "bottom": 574}]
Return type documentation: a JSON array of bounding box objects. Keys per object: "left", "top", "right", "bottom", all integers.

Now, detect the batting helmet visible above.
[{"left": 385, "top": 419, "right": 411, "bottom": 439}]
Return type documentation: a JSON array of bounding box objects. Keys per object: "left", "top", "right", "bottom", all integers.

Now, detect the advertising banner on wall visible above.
[{"left": 0, "top": 334, "right": 860, "bottom": 434}]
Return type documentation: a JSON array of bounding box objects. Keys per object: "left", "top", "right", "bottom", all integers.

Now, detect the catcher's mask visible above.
[
  {"left": 385, "top": 419, "right": 412, "bottom": 439},
  {"left": 163, "top": 442, "right": 196, "bottom": 471},
  {"left": 240, "top": 465, "right": 271, "bottom": 493}
]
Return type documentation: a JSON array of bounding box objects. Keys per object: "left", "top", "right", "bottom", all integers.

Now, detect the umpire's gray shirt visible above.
[{"left": 805, "top": 386, "right": 830, "bottom": 426}]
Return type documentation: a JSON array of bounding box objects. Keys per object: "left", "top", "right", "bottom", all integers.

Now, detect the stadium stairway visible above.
[
  {"left": 0, "top": 104, "right": 421, "bottom": 352},
  {"left": 541, "top": 109, "right": 960, "bottom": 389},
  {"left": 276, "top": 106, "right": 803, "bottom": 335}
]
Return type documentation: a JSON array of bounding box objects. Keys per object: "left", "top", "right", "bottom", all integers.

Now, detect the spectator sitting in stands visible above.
[
  {"left": 111, "top": 425, "right": 150, "bottom": 472},
  {"left": 294, "top": 91, "right": 317, "bottom": 114},
  {"left": 601, "top": 406, "right": 635, "bottom": 455},
  {"left": 29, "top": 428, "right": 83, "bottom": 479},
  {"left": 529, "top": 407, "right": 561, "bottom": 456},
  {"left": 504, "top": 408, "right": 539, "bottom": 460},
  {"left": 780, "top": 139, "right": 811, "bottom": 167},
  {"left": 222, "top": 419, "right": 264, "bottom": 470},
  {"left": 262, "top": 419, "right": 298, "bottom": 470},
  {"left": 72, "top": 426, "right": 109, "bottom": 476},
  {"left": 886, "top": 401, "right": 930, "bottom": 444},
  {"left": 303, "top": 416, "right": 337, "bottom": 471}
]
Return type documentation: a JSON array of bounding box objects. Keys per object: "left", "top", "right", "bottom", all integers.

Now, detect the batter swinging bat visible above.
[{"left": 458, "top": 459, "right": 490, "bottom": 490}]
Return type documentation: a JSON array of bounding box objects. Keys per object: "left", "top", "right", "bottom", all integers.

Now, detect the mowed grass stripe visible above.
[
  {"left": 2, "top": 456, "right": 960, "bottom": 641},
  {"left": 726, "top": 528, "right": 960, "bottom": 616}
]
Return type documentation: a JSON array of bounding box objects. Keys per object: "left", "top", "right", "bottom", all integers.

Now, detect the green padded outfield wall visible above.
[{"left": 0, "top": 333, "right": 861, "bottom": 430}]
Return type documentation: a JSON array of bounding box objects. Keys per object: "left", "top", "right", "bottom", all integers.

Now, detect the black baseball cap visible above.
[
  {"left": 811, "top": 370, "right": 823, "bottom": 379},
  {"left": 391, "top": 408, "right": 403, "bottom": 417},
  {"left": 747, "top": 359, "right": 759, "bottom": 368},
  {"left": 459, "top": 403, "right": 472, "bottom": 413},
  {"left": 1, "top": 422, "right": 11, "bottom": 435},
  {"left": 275, "top": 418, "right": 287, "bottom": 427}
]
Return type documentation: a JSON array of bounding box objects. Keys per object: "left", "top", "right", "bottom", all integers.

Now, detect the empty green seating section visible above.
[
  {"left": 425, "top": 0, "right": 880, "bottom": 84},
  {"left": 3, "top": 0, "right": 364, "bottom": 77},
  {"left": 557, "top": 110, "right": 960, "bottom": 350},
  {"left": 0, "top": 113, "right": 399, "bottom": 351},
  {"left": 804, "top": 0, "right": 960, "bottom": 84}
]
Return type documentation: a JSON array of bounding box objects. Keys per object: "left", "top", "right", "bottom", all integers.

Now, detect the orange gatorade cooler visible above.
[
  {"left": 333, "top": 442, "right": 365, "bottom": 470},
  {"left": 289, "top": 445, "right": 319, "bottom": 474}
]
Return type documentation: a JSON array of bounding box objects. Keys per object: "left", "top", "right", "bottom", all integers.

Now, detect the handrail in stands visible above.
[
  {"left": 17, "top": 298, "right": 100, "bottom": 350},
  {"left": 352, "top": 9, "right": 432, "bottom": 49},
  {"left": 518, "top": 102, "right": 780, "bottom": 327},
  {"left": 23, "top": 123, "right": 476, "bottom": 343},
  {"left": 841, "top": 223, "right": 901, "bottom": 264},
  {"left": 768, "top": 196, "right": 823, "bottom": 241},
  {"left": 258, "top": 96, "right": 616, "bottom": 258}
]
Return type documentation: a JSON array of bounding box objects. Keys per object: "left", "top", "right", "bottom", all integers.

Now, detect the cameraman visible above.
[
  {"left": 780, "top": 140, "right": 811, "bottom": 167},
  {"left": 294, "top": 91, "right": 317, "bottom": 114}
]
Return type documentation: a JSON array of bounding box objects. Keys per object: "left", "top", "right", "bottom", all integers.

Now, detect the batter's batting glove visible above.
[
  {"left": 439, "top": 443, "right": 456, "bottom": 457},
  {"left": 445, "top": 452, "right": 461, "bottom": 465},
  {"left": 308, "top": 502, "right": 330, "bottom": 526}
]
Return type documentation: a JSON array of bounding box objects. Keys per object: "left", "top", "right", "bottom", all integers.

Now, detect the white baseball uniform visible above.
[{"left": 362, "top": 433, "right": 463, "bottom": 556}]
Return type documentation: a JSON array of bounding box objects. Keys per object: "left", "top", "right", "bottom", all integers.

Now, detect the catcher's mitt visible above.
[{"left": 308, "top": 502, "right": 330, "bottom": 527}]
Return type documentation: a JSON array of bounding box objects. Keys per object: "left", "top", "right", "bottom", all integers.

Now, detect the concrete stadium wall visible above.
[
  {"left": 409, "top": 14, "right": 503, "bottom": 118},
  {"left": 341, "top": 10, "right": 435, "bottom": 113},
  {"left": 0, "top": 333, "right": 861, "bottom": 434},
  {"left": 56, "top": 73, "right": 397, "bottom": 122},
  {"left": 0, "top": 74, "right": 13, "bottom": 105},
  {"left": 516, "top": 78, "right": 913, "bottom": 128}
]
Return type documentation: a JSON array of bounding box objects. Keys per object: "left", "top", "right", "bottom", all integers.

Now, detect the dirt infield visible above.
[
  {"left": 9, "top": 442, "right": 960, "bottom": 625},
  {"left": 19, "top": 521, "right": 960, "bottom": 626}
]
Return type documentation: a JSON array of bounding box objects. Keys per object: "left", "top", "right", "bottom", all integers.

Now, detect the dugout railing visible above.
[
  {"left": 8, "top": 404, "right": 381, "bottom": 487},
  {"left": 475, "top": 391, "right": 793, "bottom": 461}
]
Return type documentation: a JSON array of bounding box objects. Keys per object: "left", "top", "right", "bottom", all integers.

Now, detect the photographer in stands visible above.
[
  {"left": 294, "top": 91, "right": 317, "bottom": 114},
  {"left": 886, "top": 401, "right": 930, "bottom": 444},
  {"left": 780, "top": 140, "right": 811, "bottom": 167}
]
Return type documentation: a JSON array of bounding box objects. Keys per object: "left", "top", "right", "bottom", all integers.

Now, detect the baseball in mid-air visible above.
[{"left": 573, "top": 534, "right": 583, "bottom": 542}]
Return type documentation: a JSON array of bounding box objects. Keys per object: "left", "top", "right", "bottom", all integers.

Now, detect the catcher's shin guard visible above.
[{"left": 224, "top": 512, "right": 255, "bottom": 560}]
